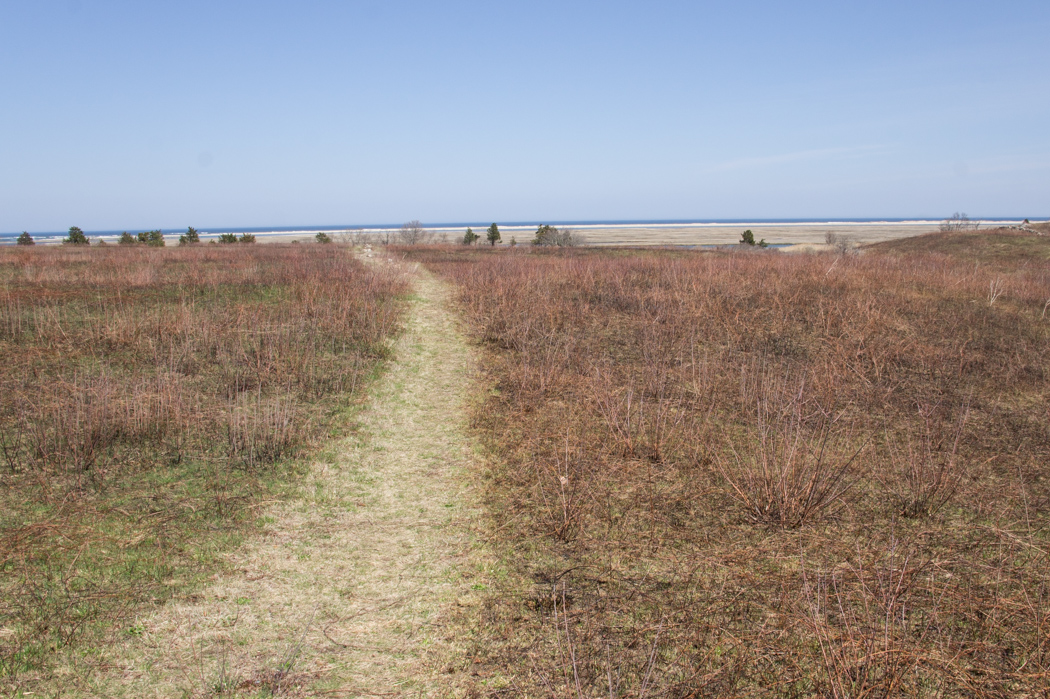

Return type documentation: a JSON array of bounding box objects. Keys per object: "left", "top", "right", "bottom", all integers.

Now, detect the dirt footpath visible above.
[{"left": 87, "top": 264, "right": 482, "bottom": 697}]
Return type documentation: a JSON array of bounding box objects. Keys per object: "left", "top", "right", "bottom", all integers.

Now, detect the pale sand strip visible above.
[
  {"left": 249, "top": 223, "right": 944, "bottom": 247},
  {"left": 563, "top": 223, "right": 941, "bottom": 247},
  {"left": 82, "top": 263, "right": 481, "bottom": 697}
]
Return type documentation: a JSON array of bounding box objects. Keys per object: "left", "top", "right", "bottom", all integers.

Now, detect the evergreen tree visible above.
[
  {"left": 533, "top": 224, "right": 557, "bottom": 245},
  {"left": 462, "top": 227, "right": 479, "bottom": 245},
  {"left": 740, "top": 229, "right": 756, "bottom": 246},
  {"left": 315, "top": 232, "right": 332, "bottom": 244},
  {"left": 118, "top": 232, "right": 138, "bottom": 245},
  {"left": 486, "top": 223, "right": 501, "bottom": 246},
  {"left": 16, "top": 231, "right": 34, "bottom": 245},
  {"left": 137, "top": 230, "right": 165, "bottom": 247},
  {"left": 179, "top": 227, "right": 200, "bottom": 245},
  {"left": 239, "top": 233, "right": 256, "bottom": 244},
  {"left": 217, "top": 233, "right": 238, "bottom": 244},
  {"left": 64, "top": 226, "right": 89, "bottom": 245},
  {"left": 532, "top": 224, "right": 580, "bottom": 246}
]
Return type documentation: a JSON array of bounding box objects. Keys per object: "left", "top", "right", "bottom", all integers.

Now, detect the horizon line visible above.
[{"left": 4, "top": 215, "right": 1045, "bottom": 238}]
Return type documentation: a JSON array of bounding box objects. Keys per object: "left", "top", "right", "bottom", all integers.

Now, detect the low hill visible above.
[{"left": 867, "top": 224, "right": 1050, "bottom": 262}]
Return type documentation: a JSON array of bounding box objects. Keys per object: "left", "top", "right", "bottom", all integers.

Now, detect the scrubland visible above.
[
  {"left": 407, "top": 242, "right": 1050, "bottom": 697},
  {"left": 0, "top": 244, "right": 405, "bottom": 684},
  {"left": 870, "top": 225, "right": 1050, "bottom": 263}
]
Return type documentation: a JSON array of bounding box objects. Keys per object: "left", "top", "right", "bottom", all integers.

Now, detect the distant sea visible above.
[{"left": 0, "top": 218, "right": 1035, "bottom": 245}]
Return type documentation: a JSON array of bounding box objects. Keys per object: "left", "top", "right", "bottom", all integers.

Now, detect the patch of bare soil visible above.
[{"left": 79, "top": 264, "right": 482, "bottom": 697}]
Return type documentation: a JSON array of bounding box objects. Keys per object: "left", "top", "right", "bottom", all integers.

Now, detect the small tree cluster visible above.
[
  {"left": 178, "top": 227, "right": 200, "bottom": 245},
  {"left": 137, "top": 230, "right": 165, "bottom": 247},
  {"left": 740, "top": 229, "right": 769, "bottom": 248},
  {"left": 315, "top": 232, "right": 332, "bottom": 244},
  {"left": 214, "top": 232, "right": 255, "bottom": 243},
  {"left": 532, "top": 224, "right": 581, "bottom": 247},
  {"left": 940, "top": 212, "right": 979, "bottom": 232},
  {"left": 462, "top": 227, "right": 480, "bottom": 245},
  {"left": 64, "top": 226, "right": 89, "bottom": 245},
  {"left": 17, "top": 232, "right": 34, "bottom": 246},
  {"left": 113, "top": 230, "right": 166, "bottom": 246},
  {"left": 397, "top": 220, "right": 432, "bottom": 244},
  {"left": 825, "top": 231, "right": 856, "bottom": 255}
]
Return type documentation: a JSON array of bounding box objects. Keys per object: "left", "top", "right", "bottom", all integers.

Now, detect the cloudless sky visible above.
[{"left": 2, "top": 0, "right": 1048, "bottom": 232}]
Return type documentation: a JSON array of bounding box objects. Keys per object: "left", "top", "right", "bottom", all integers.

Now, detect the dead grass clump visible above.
[
  {"left": 800, "top": 534, "right": 931, "bottom": 697},
  {"left": 881, "top": 400, "right": 969, "bottom": 519},
  {"left": 226, "top": 391, "right": 302, "bottom": 470},
  {"left": 27, "top": 373, "right": 122, "bottom": 481},
  {"left": 717, "top": 375, "right": 869, "bottom": 528}
]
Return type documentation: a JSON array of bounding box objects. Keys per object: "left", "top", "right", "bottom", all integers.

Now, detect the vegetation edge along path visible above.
[{"left": 85, "top": 261, "right": 483, "bottom": 697}]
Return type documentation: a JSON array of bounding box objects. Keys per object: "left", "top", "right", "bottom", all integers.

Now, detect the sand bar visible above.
[{"left": 240, "top": 221, "right": 953, "bottom": 247}]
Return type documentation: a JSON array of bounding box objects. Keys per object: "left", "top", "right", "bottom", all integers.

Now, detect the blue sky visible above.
[{"left": 2, "top": 0, "right": 1048, "bottom": 232}]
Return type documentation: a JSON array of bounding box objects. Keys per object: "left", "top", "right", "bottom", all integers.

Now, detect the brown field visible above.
[
  {"left": 0, "top": 244, "right": 406, "bottom": 684},
  {"left": 870, "top": 224, "right": 1050, "bottom": 263},
  {"left": 5, "top": 230, "right": 1050, "bottom": 696},
  {"left": 404, "top": 234, "right": 1050, "bottom": 696}
]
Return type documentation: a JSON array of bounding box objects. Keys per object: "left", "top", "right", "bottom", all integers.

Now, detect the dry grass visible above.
[
  {"left": 0, "top": 244, "right": 406, "bottom": 687},
  {"left": 868, "top": 226, "right": 1050, "bottom": 263},
  {"left": 405, "top": 242, "right": 1050, "bottom": 696},
  {"left": 79, "top": 264, "right": 484, "bottom": 698}
]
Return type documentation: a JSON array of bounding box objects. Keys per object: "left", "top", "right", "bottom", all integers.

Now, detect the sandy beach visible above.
[
  {"left": 240, "top": 221, "right": 954, "bottom": 248},
  {"left": 533, "top": 222, "right": 945, "bottom": 247}
]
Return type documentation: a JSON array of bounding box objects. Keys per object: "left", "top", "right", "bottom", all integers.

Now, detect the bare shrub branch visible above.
[
  {"left": 882, "top": 400, "right": 969, "bottom": 519},
  {"left": 716, "top": 375, "right": 869, "bottom": 528}
]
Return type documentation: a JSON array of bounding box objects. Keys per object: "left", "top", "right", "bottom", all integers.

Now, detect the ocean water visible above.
[{"left": 0, "top": 218, "right": 1034, "bottom": 245}]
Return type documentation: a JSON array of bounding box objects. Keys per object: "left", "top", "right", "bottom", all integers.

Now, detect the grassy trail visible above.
[{"left": 85, "top": 263, "right": 481, "bottom": 697}]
